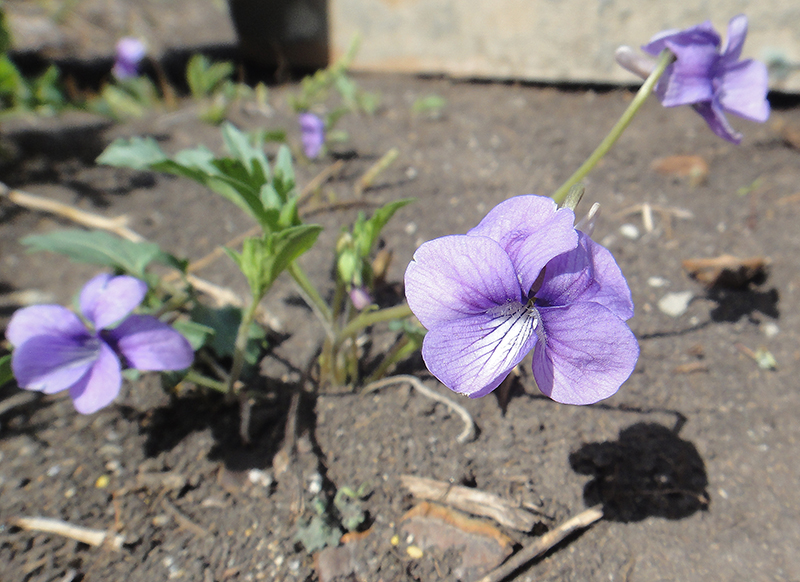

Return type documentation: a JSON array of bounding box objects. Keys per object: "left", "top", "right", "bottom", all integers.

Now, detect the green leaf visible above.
[
  {"left": 186, "top": 54, "right": 234, "bottom": 99},
  {"left": 0, "top": 353, "right": 14, "bottom": 388},
  {"left": 354, "top": 198, "right": 414, "bottom": 258},
  {"left": 171, "top": 319, "right": 216, "bottom": 351},
  {"left": 221, "top": 122, "right": 270, "bottom": 183},
  {"left": 272, "top": 145, "right": 296, "bottom": 200},
  {"left": 21, "top": 229, "right": 166, "bottom": 278},
  {"left": 97, "top": 136, "right": 168, "bottom": 169},
  {"left": 263, "top": 225, "right": 323, "bottom": 290},
  {"left": 190, "top": 304, "right": 266, "bottom": 367}
]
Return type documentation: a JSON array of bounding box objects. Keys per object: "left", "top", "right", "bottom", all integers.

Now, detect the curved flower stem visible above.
[
  {"left": 287, "top": 262, "right": 336, "bottom": 340},
  {"left": 551, "top": 49, "right": 674, "bottom": 205},
  {"left": 335, "top": 303, "right": 413, "bottom": 350}
]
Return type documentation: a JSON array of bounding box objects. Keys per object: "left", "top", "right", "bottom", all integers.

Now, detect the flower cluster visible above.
[
  {"left": 404, "top": 195, "right": 638, "bottom": 405},
  {"left": 7, "top": 274, "right": 193, "bottom": 413},
  {"left": 640, "top": 14, "right": 769, "bottom": 144}
]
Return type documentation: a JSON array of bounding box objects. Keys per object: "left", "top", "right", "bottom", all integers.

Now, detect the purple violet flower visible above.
[
  {"left": 641, "top": 14, "right": 770, "bottom": 144},
  {"left": 404, "top": 195, "right": 639, "bottom": 405},
  {"left": 299, "top": 112, "right": 325, "bottom": 159},
  {"left": 6, "top": 274, "right": 194, "bottom": 414},
  {"left": 349, "top": 286, "right": 372, "bottom": 311},
  {"left": 112, "top": 37, "right": 146, "bottom": 80}
]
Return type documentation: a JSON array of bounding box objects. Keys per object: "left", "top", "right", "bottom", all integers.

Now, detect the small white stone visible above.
[
  {"left": 247, "top": 469, "right": 273, "bottom": 488},
  {"left": 307, "top": 472, "right": 323, "bottom": 495},
  {"left": 405, "top": 167, "right": 418, "bottom": 179},
  {"left": 404, "top": 222, "right": 417, "bottom": 235},
  {"left": 619, "top": 223, "right": 640, "bottom": 240},
  {"left": 761, "top": 322, "right": 780, "bottom": 338},
  {"left": 657, "top": 291, "right": 694, "bottom": 317},
  {"left": 647, "top": 276, "right": 669, "bottom": 288}
]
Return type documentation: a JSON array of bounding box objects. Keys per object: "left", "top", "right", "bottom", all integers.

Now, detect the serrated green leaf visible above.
[
  {"left": 221, "top": 122, "right": 270, "bottom": 183},
  {"left": 21, "top": 229, "right": 165, "bottom": 278},
  {"left": 263, "top": 225, "right": 322, "bottom": 290}
]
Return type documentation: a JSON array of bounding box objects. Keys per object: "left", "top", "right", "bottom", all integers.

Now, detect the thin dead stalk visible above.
[
  {"left": 11, "top": 516, "right": 125, "bottom": 550},
  {"left": 363, "top": 375, "right": 476, "bottom": 443},
  {"left": 476, "top": 505, "right": 604, "bottom": 582},
  {"left": 1, "top": 182, "right": 144, "bottom": 243}
]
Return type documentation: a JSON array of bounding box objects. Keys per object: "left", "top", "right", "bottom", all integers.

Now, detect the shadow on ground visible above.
[{"left": 569, "top": 422, "right": 710, "bottom": 522}]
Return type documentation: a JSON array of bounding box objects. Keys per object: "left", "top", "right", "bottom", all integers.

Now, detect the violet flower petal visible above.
[
  {"left": 6, "top": 305, "right": 88, "bottom": 347},
  {"left": 720, "top": 14, "right": 748, "bottom": 64},
  {"left": 422, "top": 307, "right": 539, "bottom": 398},
  {"left": 113, "top": 37, "right": 146, "bottom": 80},
  {"left": 12, "top": 334, "right": 99, "bottom": 394},
  {"left": 692, "top": 101, "right": 742, "bottom": 144},
  {"left": 657, "top": 42, "right": 717, "bottom": 107},
  {"left": 106, "top": 315, "right": 194, "bottom": 371},
  {"left": 717, "top": 59, "right": 770, "bottom": 122},
  {"left": 80, "top": 274, "right": 148, "bottom": 330},
  {"left": 467, "top": 195, "right": 578, "bottom": 293},
  {"left": 537, "top": 232, "right": 634, "bottom": 321},
  {"left": 405, "top": 235, "right": 523, "bottom": 330},
  {"left": 642, "top": 21, "right": 720, "bottom": 57},
  {"left": 69, "top": 342, "right": 122, "bottom": 414},
  {"left": 299, "top": 112, "right": 325, "bottom": 159},
  {"left": 533, "top": 303, "right": 639, "bottom": 405}
]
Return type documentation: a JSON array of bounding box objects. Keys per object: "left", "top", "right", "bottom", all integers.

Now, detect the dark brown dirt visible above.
[{"left": 3, "top": 4, "right": 800, "bottom": 582}]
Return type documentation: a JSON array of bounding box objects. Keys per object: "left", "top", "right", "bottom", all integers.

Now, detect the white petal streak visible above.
[{"left": 422, "top": 302, "right": 539, "bottom": 398}]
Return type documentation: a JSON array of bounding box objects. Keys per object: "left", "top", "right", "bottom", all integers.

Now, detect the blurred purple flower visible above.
[
  {"left": 349, "top": 286, "right": 372, "bottom": 310},
  {"left": 7, "top": 274, "right": 193, "bottom": 414},
  {"left": 641, "top": 14, "right": 770, "bottom": 144},
  {"left": 299, "top": 112, "right": 325, "bottom": 158},
  {"left": 113, "top": 37, "right": 146, "bottom": 80},
  {"left": 404, "top": 195, "right": 638, "bottom": 405}
]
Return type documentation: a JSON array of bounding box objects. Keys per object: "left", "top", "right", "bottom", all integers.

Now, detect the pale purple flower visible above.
[
  {"left": 299, "top": 112, "right": 325, "bottom": 158},
  {"left": 6, "top": 274, "right": 193, "bottom": 414},
  {"left": 641, "top": 14, "right": 770, "bottom": 144},
  {"left": 349, "top": 286, "right": 372, "bottom": 311},
  {"left": 404, "top": 195, "right": 639, "bottom": 405},
  {"left": 113, "top": 37, "right": 146, "bottom": 80}
]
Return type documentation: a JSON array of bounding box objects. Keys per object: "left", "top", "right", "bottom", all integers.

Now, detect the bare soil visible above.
[{"left": 3, "top": 4, "right": 800, "bottom": 582}]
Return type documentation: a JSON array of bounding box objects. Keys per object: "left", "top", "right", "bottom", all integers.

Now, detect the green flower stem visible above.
[
  {"left": 551, "top": 49, "right": 675, "bottom": 205},
  {"left": 227, "top": 296, "right": 259, "bottom": 394},
  {"left": 287, "top": 262, "right": 336, "bottom": 340},
  {"left": 335, "top": 303, "right": 413, "bottom": 349},
  {"left": 184, "top": 369, "right": 228, "bottom": 393}
]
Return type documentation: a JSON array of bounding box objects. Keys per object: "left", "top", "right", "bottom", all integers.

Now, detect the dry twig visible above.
[
  {"left": 363, "top": 375, "right": 476, "bottom": 443},
  {"left": 400, "top": 475, "right": 537, "bottom": 531},
  {"left": 476, "top": 505, "right": 604, "bottom": 582},
  {"left": 1, "top": 182, "right": 144, "bottom": 242},
  {"left": 11, "top": 516, "right": 125, "bottom": 550}
]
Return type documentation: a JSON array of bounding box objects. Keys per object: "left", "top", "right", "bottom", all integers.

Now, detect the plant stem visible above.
[
  {"left": 184, "top": 369, "right": 228, "bottom": 393},
  {"left": 227, "top": 296, "right": 259, "bottom": 394},
  {"left": 335, "top": 303, "right": 413, "bottom": 349},
  {"left": 551, "top": 49, "right": 674, "bottom": 204},
  {"left": 287, "top": 262, "right": 336, "bottom": 340}
]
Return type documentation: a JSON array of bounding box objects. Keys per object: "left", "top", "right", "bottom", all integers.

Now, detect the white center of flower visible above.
[{"left": 485, "top": 300, "right": 546, "bottom": 346}]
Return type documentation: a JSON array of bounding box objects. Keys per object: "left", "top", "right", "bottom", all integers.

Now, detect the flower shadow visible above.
[
  {"left": 137, "top": 376, "right": 298, "bottom": 472},
  {"left": 569, "top": 422, "right": 709, "bottom": 522}
]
